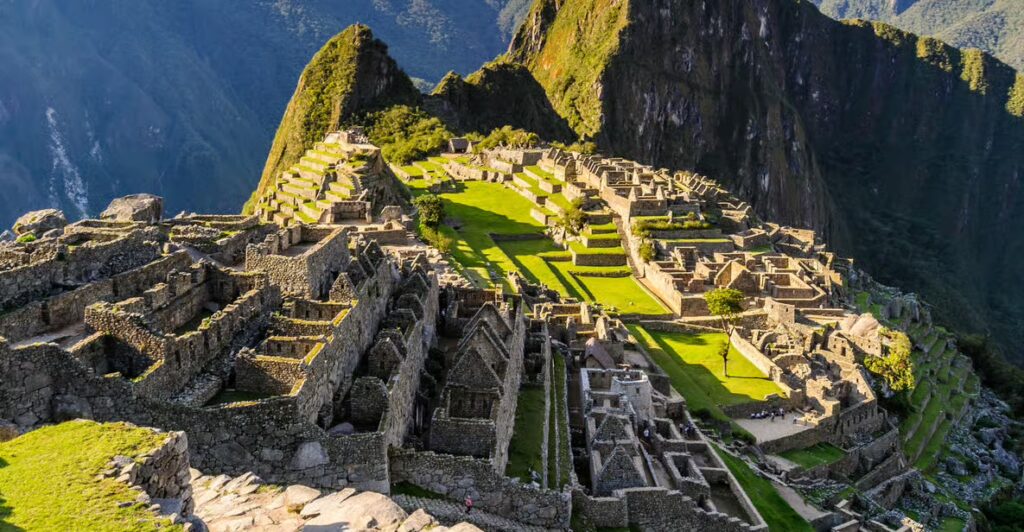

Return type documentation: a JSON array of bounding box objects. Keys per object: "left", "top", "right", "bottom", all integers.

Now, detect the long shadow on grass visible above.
[
  {"left": 0, "top": 456, "right": 25, "bottom": 531},
  {"left": 645, "top": 330, "right": 773, "bottom": 406}
]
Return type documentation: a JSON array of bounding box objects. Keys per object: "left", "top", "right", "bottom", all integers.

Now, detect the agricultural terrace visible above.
[{"left": 405, "top": 168, "right": 668, "bottom": 316}]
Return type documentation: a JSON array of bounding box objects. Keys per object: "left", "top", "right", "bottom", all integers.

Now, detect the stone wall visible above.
[
  {"left": 245, "top": 225, "right": 350, "bottom": 299},
  {"left": 389, "top": 448, "right": 571, "bottom": 529},
  {"left": 106, "top": 426, "right": 195, "bottom": 516},
  {"left": 0, "top": 227, "right": 162, "bottom": 313}
]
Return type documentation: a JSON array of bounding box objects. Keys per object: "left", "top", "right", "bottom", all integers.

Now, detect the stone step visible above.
[{"left": 391, "top": 494, "right": 552, "bottom": 532}]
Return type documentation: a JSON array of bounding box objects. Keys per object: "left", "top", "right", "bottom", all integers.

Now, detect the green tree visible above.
[
  {"left": 413, "top": 194, "right": 445, "bottom": 229},
  {"left": 704, "top": 287, "right": 744, "bottom": 377},
  {"left": 559, "top": 197, "right": 587, "bottom": 234},
  {"left": 866, "top": 329, "right": 915, "bottom": 393}
]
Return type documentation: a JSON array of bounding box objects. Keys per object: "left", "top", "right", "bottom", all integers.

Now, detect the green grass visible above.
[
  {"left": 713, "top": 445, "right": 812, "bottom": 532},
  {"left": 937, "top": 517, "right": 966, "bottom": 532},
  {"left": 778, "top": 443, "right": 846, "bottom": 469},
  {"left": 206, "top": 389, "right": 273, "bottom": 406},
  {"left": 506, "top": 386, "right": 547, "bottom": 483},
  {"left": 526, "top": 165, "right": 554, "bottom": 180},
  {"left": 549, "top": 354, "right": 571, "bottom": 488},
  {"left": 408, "top": 180, "right": 546, "bottom": 288},
  {"left": 400, "top": 165, "right": 424, "bottom": 177},
  {"left": 627, "top": 326, "right": 784, "bottom": 409},
  {"left": 568, "top": 241, "right": 625, "bottom": 255},
  {"left": 0, "top": 420, "right": 178, "bottom": 531}
]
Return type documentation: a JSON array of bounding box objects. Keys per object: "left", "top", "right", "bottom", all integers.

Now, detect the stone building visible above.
[{"left": 429, "top": 289, "right": 526, "bottom": 473}]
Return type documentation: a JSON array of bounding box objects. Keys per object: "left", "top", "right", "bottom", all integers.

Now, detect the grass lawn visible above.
[
  {"left": 627, "top": 326, "right": 784, "bottom": 411},
  {"left": 0, "top": 420, "right": 177, "bottom": 531},
  {"left": 506, "top": 386, "right": 548, "bottom": 483},
  {"left": 713, "top": 445, "right": 813, "bottom": 532},
  {"left": 408, "top": 180, "right": 545, "bottom": 288},
  {"left": 779, "top": 443, "right": 846, "bottom": 469}
]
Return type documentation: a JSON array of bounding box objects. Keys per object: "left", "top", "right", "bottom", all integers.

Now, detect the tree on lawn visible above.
[
  {"left": 413, "top": 194, "right": 445, "bottom": 229},
  {"left": 705, "top": 287, "right": 744, "bottom": 377}
]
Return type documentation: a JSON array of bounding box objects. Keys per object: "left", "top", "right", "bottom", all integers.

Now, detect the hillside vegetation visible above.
[
  {"left": 814, "top": 0, "right": 1024, "bottom": 70},
  {"left": 251, "top": 25, "right": 420, "bottom": 205}
]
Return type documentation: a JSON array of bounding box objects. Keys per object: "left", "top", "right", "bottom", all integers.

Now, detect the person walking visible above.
[{"left": 465, "top": 496, "right": 474, "bottom": 514}]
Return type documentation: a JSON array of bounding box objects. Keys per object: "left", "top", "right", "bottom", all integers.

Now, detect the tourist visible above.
[{"left": 465, "top": 496, "right": 474, "bottom": 514}]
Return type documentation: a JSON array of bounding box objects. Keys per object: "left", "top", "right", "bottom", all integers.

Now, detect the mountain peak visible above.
[{"left": 251, "top": 24, "right": 419, "bottom": 205}]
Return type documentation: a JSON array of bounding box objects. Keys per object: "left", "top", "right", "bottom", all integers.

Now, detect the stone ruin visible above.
[{"left": 0, "top": 133, "right": 971, "bottom": 531}]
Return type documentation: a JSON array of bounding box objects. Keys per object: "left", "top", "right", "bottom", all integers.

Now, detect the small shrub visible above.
[
  {"left": 638, "top": 240, "right": 655, "bottom": 262},
  {"left": 421, "top": 226, "right": 453, "bottom": 254},
  {"left": 16, "top": 233, "right": 36, "bottom": 243}
]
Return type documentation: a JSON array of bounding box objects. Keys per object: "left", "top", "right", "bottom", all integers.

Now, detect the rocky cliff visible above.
[{"left": 509, "top": 0, "right": 1024, "bottom": 360}]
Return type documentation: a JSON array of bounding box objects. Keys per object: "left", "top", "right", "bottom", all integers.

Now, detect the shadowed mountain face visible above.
[
  {"left": 507, "top": 0, "right": 1024, "bottom": 360},
  {"left": 812, "top": 0, "right": 1024, "bottom": 71},
  {"left": 0, "top": 0, "right": 526, "bottom": 227}
]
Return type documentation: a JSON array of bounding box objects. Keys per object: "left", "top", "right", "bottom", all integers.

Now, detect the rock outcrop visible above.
[
  {"left": 12, "top": 208, "right": 67, "bottom": 236},
  {"left": 101, "top": 194, "right": 164, "bottom": 223}
]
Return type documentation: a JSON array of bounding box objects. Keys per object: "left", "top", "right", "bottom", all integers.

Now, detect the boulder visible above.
[
  {"left": 101, "top": 194, "right": 163, "bottom": 223},
  {"left": 303, "top": 491, "right": 407, "bottom": 530},
  {"left": 13, "top": 208, "right": 67, "bottom": 236},
  {"left": 0, "top": 230, "right": 13, "bottom": 242},
  {"left": 284, "top": 484, "right": 321, "bottom": 510}
]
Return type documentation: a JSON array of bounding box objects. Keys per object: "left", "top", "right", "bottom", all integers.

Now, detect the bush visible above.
[
  {"left": 16, "top": 233, "right": 36, "bottom": 243},
  {"left": 732, "top": 429, "right": 757, "bottom": 445},
  {"left": 551, "top": 140, "right": 597, "bottom": 154},
  {"left": 638, "top": 240, "right": 655, "bottom": 262},
  {"left": 471, "top": 125, "right": 540, "bottom": 152},
  {"left": 412, "top": 194, "right": 445, "bottom": 228},
  {"left": 559, "top": 197, "right": 588, "bottom": 234},
  {"left": 421, "top": 226, "right": 453, "bottom": 254},
  {"left": 866, "top": 329, "right": 915, "bottom": 392}
]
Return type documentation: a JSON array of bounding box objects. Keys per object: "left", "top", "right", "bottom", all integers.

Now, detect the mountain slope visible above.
[
  {"left": 0, "top": 0, "right": 530, "bottom": 228},
  {"left": 253, "top": 25, "right": 420, "bottom": 202},
  {"left": 509, "top": 0, "right": 1024, "bottom": 362},
  {"left": 814, "top": 0, "right": 1024, "bottom": 70}
]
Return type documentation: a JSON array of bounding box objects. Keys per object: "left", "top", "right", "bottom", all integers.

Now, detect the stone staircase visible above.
[{"left": 391, "top": 495, "right": 552, "bottom": 532}]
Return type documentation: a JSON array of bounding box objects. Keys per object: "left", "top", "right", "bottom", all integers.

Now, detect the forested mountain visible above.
[
  {"left": 813, "top": 0, "right": 1024, "bottom": 70},
  {"left": 0, "top": 0, "right": 526, "bottom": 228}
]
